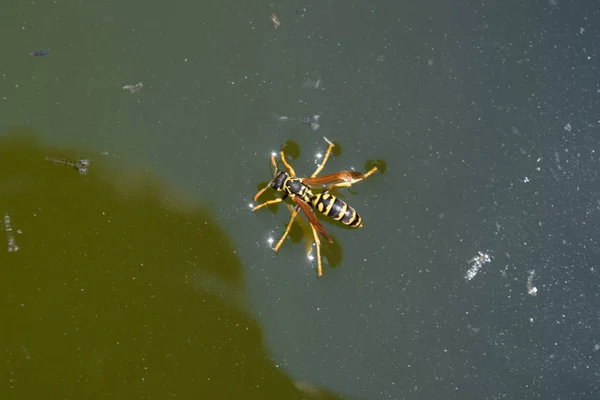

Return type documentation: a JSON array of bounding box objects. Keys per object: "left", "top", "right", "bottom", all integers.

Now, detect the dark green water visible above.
[
  {"left": 3, "top": 1, "right": 600, "bottom": 399},
  {"left": 1, "top": 134, "right": 341, "bottom": 399}
]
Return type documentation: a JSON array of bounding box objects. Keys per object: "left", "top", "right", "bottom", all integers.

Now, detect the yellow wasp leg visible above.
[
  {"left": 311, "top": 140, "right": 335, "bottom": 178},
  {"left": 310, "top": 223, "right": 323, "bottom": 277},
  {"left": 253, "top": 197, "right": 284, "bottom": 211},
  {"left": 290, "top": 204, "right": 315, "bottom": 258},
  {"left": 361, "top": 166, "right": 379, "bottom": 179},
  {"left": 324, "top": 167, "right": 379, "bottom": 191},
  {"left": 253, "top": 185, "right": 270, "bottom": 202},
  {"left": 279, "top": 151, "right": 296, "bottom": 177},
  {"left": 274, "top": 206, "right": 300, "bottom": 252}
]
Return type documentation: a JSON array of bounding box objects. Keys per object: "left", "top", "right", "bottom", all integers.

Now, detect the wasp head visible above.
[{"left": 271, "top": 171, "right": 288, "bottom": 191}]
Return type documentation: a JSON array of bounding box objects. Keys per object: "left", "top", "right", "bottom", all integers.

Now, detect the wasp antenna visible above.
[{"left": 269, "top": 154, "right": 279, "bottom": 177}]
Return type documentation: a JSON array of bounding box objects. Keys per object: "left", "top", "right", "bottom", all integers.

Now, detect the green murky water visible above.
[{"left": 0, "top": 135, "right": 340, "bottom": 399}]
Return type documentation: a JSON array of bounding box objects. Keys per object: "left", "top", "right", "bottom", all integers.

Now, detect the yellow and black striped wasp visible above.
[{"left": 252, "top": 137, "right": 378, "bottom": 276}]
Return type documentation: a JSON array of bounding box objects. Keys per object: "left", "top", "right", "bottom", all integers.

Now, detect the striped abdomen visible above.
[{"left": 310, "top": 192, "right": 362, "bottom": 228}]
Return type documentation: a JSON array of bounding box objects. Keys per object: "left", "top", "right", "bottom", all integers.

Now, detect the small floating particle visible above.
[
  {"left": 526, "top": 270, "right": 538, "bottom": 296},
  {"left": 29, "top": 50, "right": 50, "bottom": 57},
  {"left": 465, "top": 251, "right": 491, "bottom": 281},
  {"left": 122, "top": 82, "right": 143, "bottom": 94},
  {"left": 3, "top": 213, "right": 20, "bottom": 252},
  {"left": 270, "top": 13, "right": 280, "bottom": 28}
]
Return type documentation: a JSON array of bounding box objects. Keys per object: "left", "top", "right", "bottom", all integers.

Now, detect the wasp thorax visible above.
[
  {"left": 271, "top": 171, "right": 288, "bottom": 190},
  {"left": 287, "top": 179, "right": 304, "bottom": 194}
]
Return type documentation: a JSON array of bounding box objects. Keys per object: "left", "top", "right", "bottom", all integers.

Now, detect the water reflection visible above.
[{"left": 0, "top": 133, "right": 345, "bottom": 400}]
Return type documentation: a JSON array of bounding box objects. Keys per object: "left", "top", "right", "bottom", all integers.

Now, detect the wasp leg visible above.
[
  {"left": 311, "top": 140, "right": 335, "bottom": 178},
  {"left": 253, "top": 197, "right": 284, "bottom": 211},
  {"left": 309, "top": 222, "right": 323, "bottom": 276},
  {"left": 279, "top": 151, "right": 297, "bottom": 177},
  {"left": 253, "top": 185, "right": 270, "bottom": 202},
  {"left": 274, "top": 205, "right": 300, "bottom": 252},
  {"left": 324, "top": 167, "right": 379, "bottom": 191}
]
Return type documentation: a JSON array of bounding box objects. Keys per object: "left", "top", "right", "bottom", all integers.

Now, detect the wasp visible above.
[{"left": 252, "top": 138, "right": 378, "bottom": 276}]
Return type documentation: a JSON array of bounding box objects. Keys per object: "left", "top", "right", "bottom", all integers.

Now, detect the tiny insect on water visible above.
[
  {"left": 270, "top": 13, "right": 280, "bottom": 28},
  {"left": 45, "top": 157, "right": 90, "bottom": 175},
  {"left": 28, "top": 50, "right": 50, "bottom": 57},
  {"left": 252, "top": 138, "right": 379, "bottom": 276}
]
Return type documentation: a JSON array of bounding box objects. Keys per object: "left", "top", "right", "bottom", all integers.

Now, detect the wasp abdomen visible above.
[{"left": 312, "top": 193, "right": 362, "bottom": 228}]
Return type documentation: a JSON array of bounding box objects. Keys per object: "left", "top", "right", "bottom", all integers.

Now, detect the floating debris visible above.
[
  {"left": 301, "top": 76, "right": 324, "bottom": 90},
  {"left": 526, "top": 270, "right": 538, "bottom": 296},
  {"left": 28, "top": 50, "right": 50, "bottom": 57},
  {"left": 122, "top": 82, "right": 143, "bottom": 94},
  {"left": 45, "top": 157, "right": 90, "bottom": 175},
  {"left": 465, "top": 251, "right": 491, "bottom": 281},
  {"left": 274, "top": 114, "right": 320, "bottom": 131},
  {"left": 270, "top": 13, "right": 281, "bottom": 28},
  {"left": 3, "top": 213, "right": 19, "bottom": 252}
]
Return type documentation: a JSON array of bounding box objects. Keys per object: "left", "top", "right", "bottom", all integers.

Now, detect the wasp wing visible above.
[
  {"left": 292, "top": 196, "right": 333, "bottom": 243},
  {"left": 302, "top": 171, "right": 367, "bottom": 186}
]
